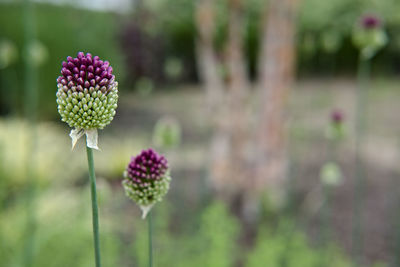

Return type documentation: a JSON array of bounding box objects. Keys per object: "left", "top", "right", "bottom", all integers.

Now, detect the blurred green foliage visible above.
[
  {"left": 0, "top": 117, "right": 354, "bottom": 266},
  {"left": 143, "top": 0, "right": 196, "bottom": 62},
  {"left": 152, "top": 116, "right": 181, "bottom": 150},
  {"left": 247, "top": 220, "right": 352, "bottom": 267},
  {"left": 298, "top": 0, "right": 400, "bottom": 74},
  {"left": 134, "top": 201, "right": 239, "bottom": 267},
  {"left": 140, "top": 0, "right": 400, "bottom": 77},
  {"left": 0, "top": 187, "right": 122, "bottom": 267},
  {"left": 0, "top": 117, "right": 391, "bottom": 266},
  {"left": 0, "top": 186, "right": 356, "bottom": 267},
  {"left": 2, "top": 0, "right": 400, "bottom": 118},
  {"left": 0, "top": 2, "right": 124, "bottom": 118}
]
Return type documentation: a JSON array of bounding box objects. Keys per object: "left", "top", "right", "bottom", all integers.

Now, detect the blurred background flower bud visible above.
[
  {"left": 352, "top": 14, "right": 388, "bottom": 59},
  {"left": 28, "top": 40, "right": 49, "bottom": 67},
  {"left": 325, "top": 109, "right": 346, "bottom": 140},
  {"left": 331, "top": 110, "right": 343, "bottom": 124},
  {"left": 0, "top": 39, "right": 18, "bottom": 69},
  {"left": 320, "top": 162, "right": 343, "bottom": 187},
  {"left": 135, "top": 77, "right": 154, "bottom": 97},
  {"left": 361, "top": 15, "right": 381, "bottom": 29},
  {"left": 164, "top": 57, "right": 183, "bottom": 82},
  {"left": 152, "top": 116, "right": 181, "bottom": 150}
]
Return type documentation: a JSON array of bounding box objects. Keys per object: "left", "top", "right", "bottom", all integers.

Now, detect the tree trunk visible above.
[
  {"left": 195, "top": 0, "right": 300, "bottom": 211},
  {"left": 255, "top": 0, "right": 299, "bottom": 204},
  {"left": 195, "top": 0, "right": 231, "bottom": 195},
  {"left": 195, "top": 0, "right": 224, "bottom": 113},
  {"left": 195, "top": 0, "right": 250, "bottom": 198},
  {"left": 225, "top": 0, "right": 249, "bottom": 194}
]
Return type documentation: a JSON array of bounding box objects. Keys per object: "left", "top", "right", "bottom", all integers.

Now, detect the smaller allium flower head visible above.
[
  {"left": 353, "top": 14, "right": 387, "bottom": 59},
  {"left": 361, "top": 14, "right": 381, "bottom": 30},
  {"left": 123, "top": 148, "right": 171, "bottom": 218},
  {"left": 56, "top": 52, "right": 118, "bottom": 149},
  {"left": 326, "top": 109, "right": 346, "bottom": 140},
  {"left": 331, "top": 110, "right": 344, "bottom": 124}
]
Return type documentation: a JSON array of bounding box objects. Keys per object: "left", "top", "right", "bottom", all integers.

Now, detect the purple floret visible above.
[
  {"left": 56, "top": 52, "right": 115, "bottom": 91},
  {"left": 331, "top": 110, "right": 344, "bottom": 124},
  {"left": 361, "top": 15, "right": 381, "bottom": 29},
  {"left": 126, "top": 149, "right": 169, "bottom": 186}
]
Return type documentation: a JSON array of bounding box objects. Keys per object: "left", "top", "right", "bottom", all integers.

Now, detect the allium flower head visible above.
[
  {"left": 123, "top": 148, "right": 171, "bottom": 218},
  {"left": 361, "top": 15, "right": 381, "bottom": 30},
  {"left": 56, "top": 52, "right": 118, "bottom": 149},
  {"left": 353, "top": 14, "right": 387, "bottom": 60},
  {"left": 331, "top": 110, "right": 344, "bottom": 124},
  {"left": 326, "top": 109, "right": 346, "bottom": 141}
]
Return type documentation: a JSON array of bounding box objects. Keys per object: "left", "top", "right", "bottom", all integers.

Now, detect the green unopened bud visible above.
[
  {"left": 320, "top": 162, "right": 343, "bottom": 187},
  {"left": 352, "top": 15, "right": 388, "bottom": 59},
  {"left": 0, "top": 39, "right": 18, "bottom": 69},
  {"left": 153, "top": 116, "right": 181, "bottom": 149}
]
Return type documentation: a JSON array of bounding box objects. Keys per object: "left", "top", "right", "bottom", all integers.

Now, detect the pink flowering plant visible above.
[
  {"left": 352, "top": 14, "right": 387, "bottom": 59},
  {"left": 123, "top": 148, "right": 171, "bottom": 219},
  {"left": 56, "top": 52, "right": 118, "bottom": 149}
]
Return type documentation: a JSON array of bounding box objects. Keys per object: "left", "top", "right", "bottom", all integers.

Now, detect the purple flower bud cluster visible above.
[
  {"left": 57, "top": 52, "right": 114, "bottom": 93},
  {"left": 331, "top": 110, "right": 344, "bottom": 124},
  {"left": 361, "top": 15, "right": 381, "bottom": 30},
  {"left": 327, "top": 109, "right": 345, "bottom": 140},
  {"left": 123, "top": 148, "right": 171, "bottom": 208},
  {"left": 56, "top": 52, "right": 118, "bottom": 130},
  {"left": 126, "top": 149, "right": 168, "bottom": 186}
]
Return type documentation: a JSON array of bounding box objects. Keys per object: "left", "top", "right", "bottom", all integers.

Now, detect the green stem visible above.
[
  {"left": 392, "top": 140, "right": 400, "bottom": 267},
  {"left": 393, "top": 182, "right": 400, "bottom": 267},
  {"left": 86, "top": 146, "right": 102, "bottom": 267},
  {"left": 317, "top": 137, "right": 337, "bottom": 267},
  {"left": 22, "top": 0, "right": 38, "bottom": 265},
  {"left": 318, "top": 184, "right": 332, "bottom": 267},
  {"left": 148, "top": 211, "right": 153, "bottom": 267},
  {"left": 22, "top": 179, "right": 37, "bottom": 267},
  {"left": 352, "top": 55, "right": 370, "bottom": 267}
]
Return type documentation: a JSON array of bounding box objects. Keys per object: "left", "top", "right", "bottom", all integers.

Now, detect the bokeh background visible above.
[{"left": 1, "top": 0, "right": 400, "bottom": 266}]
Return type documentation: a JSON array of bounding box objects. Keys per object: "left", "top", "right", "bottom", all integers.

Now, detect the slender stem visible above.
[
  {"left": 22, "top": 0, "right": 38, "bottom": 265},
  {"left": 317, "top": 137, "right": 335, "bottom": 267},
  {"left": 392, "top": 140, "right": 400, "bottom": 267},
  {"left": 393, "top": 182, "right": 400, "bottom": 267},
  {"left": 318, "top": 184, "right": 332, "bottom": 267},
  {"left": 148, "top": 211, "right": 153, "bottom": 267},
  {"left": 22, "top": 176, "right": 37, "bottom": 267},
  {"left": 352, "top": 55, "right": 370, "bottom": 267},
  {"left": 86, "top": 146, "right": 102, "bottom": 267}
]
